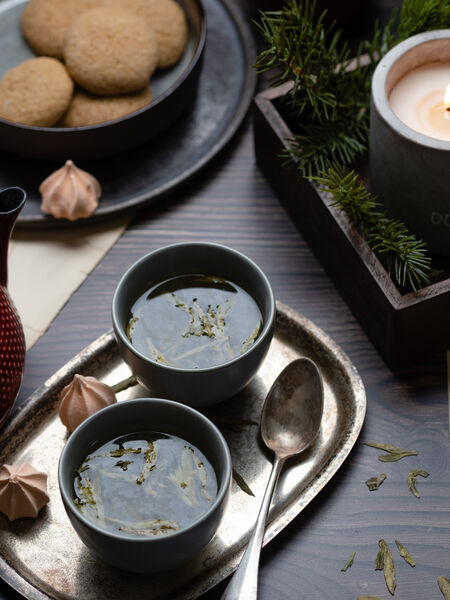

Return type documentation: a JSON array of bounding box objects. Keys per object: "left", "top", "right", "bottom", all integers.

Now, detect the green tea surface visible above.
[
  {"left": 127, "top": 274, "right": 263, "bottom": 369},
  {"left": 74, "top": 431, "right": 217, "bottom": 536}
]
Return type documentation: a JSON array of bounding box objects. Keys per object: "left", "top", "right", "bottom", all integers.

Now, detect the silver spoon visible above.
[{"left": 221, "top": 357, "right": 324, "bottom": 600}]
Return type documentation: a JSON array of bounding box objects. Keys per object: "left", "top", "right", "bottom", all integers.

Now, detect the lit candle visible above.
[
  {"left": 370, "top": 30, "right": 450, "bottom": 256},
  {"left": 389, "top": 62, "right": 450, "bottom": 141}
]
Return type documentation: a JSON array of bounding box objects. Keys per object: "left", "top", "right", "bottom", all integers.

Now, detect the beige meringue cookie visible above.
[
  {"left": 39, "top": 160, "right": 101, "bottom": 221},
  {"left": 59, "top": 374, "right": 116, "bottom": 432},
  {"left": 0, "top": 462, "right": 49, "bottom": 520}
]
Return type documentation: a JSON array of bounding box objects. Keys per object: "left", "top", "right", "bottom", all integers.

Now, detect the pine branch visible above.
[
  {"left": 284, "top": 113, "right": 368, "bottom": 177},
  {"left": 254, "top": 1, "right": 354, "bottom": 122},
  {"left": 398, "top": 0, "right": 450, "bottom": 41},
  {"left": 255, "top": 0, "right": 450, "bottom": 176},
  {"left": 311, "top": 165, "right": 432, "bottom": 292},
  {"left": 254, "top": 0, "right": 387, "bottom": 173},
  {"left": 253, "top": 0, "right": 446, "bottom": 291}
]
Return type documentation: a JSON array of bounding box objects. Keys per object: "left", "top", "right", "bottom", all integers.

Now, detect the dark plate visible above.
[
  {"left": 0, "top": 0, "right": 206, "bottom": 161},
  {"left": 0, "top": 0, "right": 256, "bottom": 227}
]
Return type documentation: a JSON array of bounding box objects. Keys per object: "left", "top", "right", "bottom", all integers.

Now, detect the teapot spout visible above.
[{"left": 0, "top": 187, "right": 26, "bottom": 287}]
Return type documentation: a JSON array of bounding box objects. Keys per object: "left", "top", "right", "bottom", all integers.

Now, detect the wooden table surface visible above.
[{"left": 4, "top": 1, "right": 450, "bottom": 598}]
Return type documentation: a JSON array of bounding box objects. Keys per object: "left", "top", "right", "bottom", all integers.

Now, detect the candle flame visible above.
[{"left": 445, "top": 83, "right": 450, "bottom": 108}]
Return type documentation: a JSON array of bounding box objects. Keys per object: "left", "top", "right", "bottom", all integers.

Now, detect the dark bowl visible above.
[
  {"left": 112, "top": 242, "right": 276, "bottom": 407},
  {"left": 58, "top": 397, "right": 232, "bottom": 573},
  {"left": 0, "top": 0, "right": 205, "bottom": 161}
]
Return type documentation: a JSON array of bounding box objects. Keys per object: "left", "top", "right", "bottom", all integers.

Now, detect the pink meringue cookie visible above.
[
  {"left": 59, "top": 374, "right": 116, "bottom": 432},
  {"left": 39, "top": 159, "right": 101, "bottom": 220},
  {"left": 0, "top": 462, "right": 49, "bottom": 520}
]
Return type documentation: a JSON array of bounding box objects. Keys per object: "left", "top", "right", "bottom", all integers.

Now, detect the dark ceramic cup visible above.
[
  {"left": 58, "top": 397, "right": 231, "bottom": 573},
  {"left": 112, "top": 242, "right": 276, "bottom": 406}
]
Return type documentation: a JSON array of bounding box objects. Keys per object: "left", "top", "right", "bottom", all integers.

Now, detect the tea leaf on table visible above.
[
  {"left": 395, "top": 540, "right": 415, "bottom": 567},
  {"left": 365, "top": 441, "right": 418, "bottom": 462},
  {"left": 378, "top": 539, "right": 396, "bottom": 595},
  {"left": 379, "top": 451, "right": 418, "bottom": 462},
  {"left": 375, "top": 547, "right": 384, "bottom": 570},
  {"left": 365, "top": 474, "right": 387, "bottom": 491},
  {"left": 407, "top": 469, "right": 429, "bottom": 498},
  {"left": 341, "top": 551, "right": 356, "bottom": 572},
  {"left": 365, "top": 442, "right": 410, "bottom": 453},
  {"left": 438, "top": 576, "right": 450, "bottom": 599},
  {"left": 232, "top": 469, "right": 255, "bottom": 496}
]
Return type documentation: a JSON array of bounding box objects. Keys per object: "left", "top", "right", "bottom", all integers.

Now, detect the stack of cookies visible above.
[{"left": 0, "top": 0, "right": 188, "bottom": 128}]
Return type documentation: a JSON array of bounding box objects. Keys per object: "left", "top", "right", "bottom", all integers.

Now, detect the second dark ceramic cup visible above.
[{"left": 112, "top": 242, "right": 276, "bottom": 406}]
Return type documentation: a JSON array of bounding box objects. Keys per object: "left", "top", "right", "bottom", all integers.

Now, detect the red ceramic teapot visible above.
[{"left": 0, "top": 187, "right": 26, "bottom": 427}]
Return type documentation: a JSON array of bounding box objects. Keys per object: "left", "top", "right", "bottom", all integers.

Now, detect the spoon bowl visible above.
[
  {"left": 221, "top": 357, "right": 324, "bottom": 600},
  {"left": 261, "top": 358, "right": 324, "bottom": 459}
]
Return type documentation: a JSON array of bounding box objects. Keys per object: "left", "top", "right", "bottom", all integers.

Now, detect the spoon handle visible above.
[{"left": 221, "top": 455, "right": 285, "bottom": 600}]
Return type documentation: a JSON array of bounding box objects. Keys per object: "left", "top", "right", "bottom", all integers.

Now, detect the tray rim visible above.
[
  {"left": 6, "top": 0, "right": 257, "bottom": 228},
  {"left": 0, "top": 302, "right": 366, "bottom": 600}
]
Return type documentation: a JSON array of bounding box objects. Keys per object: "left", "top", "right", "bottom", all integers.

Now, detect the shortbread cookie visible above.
[
  {"left": 21, "top": 0, "right": 97, "bottom": 59},
  {"left": 62, "top": 86, "right": 153, "bottom": 127},
  {"left": 103, "top": 0, "right": 188, "bottom": 68},
  {"left": 64, "top": 8, "right": 159, "bottom": 95},
  {"left": 0, "top": 57, "right": 73, "bottom": 127}
]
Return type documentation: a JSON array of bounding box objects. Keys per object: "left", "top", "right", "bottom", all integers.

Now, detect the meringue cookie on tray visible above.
[
  {"left": 39, "top": 160, "right": 101, "bottom": 220},
  {"left": 0, "top": 462, "right": 49, "bottom": 520},
  {"left": 59, "top": 374, "right": 116, "bottom": 432}
]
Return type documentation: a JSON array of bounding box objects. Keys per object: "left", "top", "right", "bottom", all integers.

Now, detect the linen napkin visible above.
[{"left": 8, "top": 216, "right": 130, "bottom": 350}]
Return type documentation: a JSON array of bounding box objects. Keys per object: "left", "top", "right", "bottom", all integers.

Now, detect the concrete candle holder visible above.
[{"left": 370, "top": 30, "right": 450, "bottom": 256}]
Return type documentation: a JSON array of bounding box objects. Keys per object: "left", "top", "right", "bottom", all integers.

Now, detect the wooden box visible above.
[{"left": 253, "top": 82, "right": 450, "bottom": 369}]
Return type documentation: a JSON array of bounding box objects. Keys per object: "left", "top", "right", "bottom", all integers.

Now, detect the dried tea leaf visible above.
[
  {"left": 378, "top": 539, "right": 396, "bottom": 595},
  {"left": 136, "top": 441, "right": 157, "bottom": 485},
  {"left": 365, "top": 442, "right": 407, "bottom": 453},
  {"left": 240, "top": 319, "right": 262, "bottom": 354},
  {"left": 395, "top": 540, "right": 415, "bottom": 567},
  {"left": 111, "top": 374, "right": 137, "bottom": 394},
  {"left": 232, "top": 469, "right": 255, "bottom": 496},
  {"left": 365, "top": 442, "right": 418, "bottom": 462},
  {"left": 118, "top": 519, "right": 179, "bottom": 536},
  {"left": 407, "top": 469, "right": 429, "bottom": 498},
  {"left": 115, "top": 460, "right": 133, "bottom": 471},
  {"left": 109, "top": 447, "right": 142, "bottom": 457},
  {"left": 438, "top": 576, "right": 450, "bottom": 599},
  {"left": 365, "top": 473, "right": 387, "bottom": 491},
  {"left": 378, "top": 451, "right": 418, "bottom": 462},
  {"left": 168, "top": 446, "right": 202, "bottom": 508},
  {"left": 341, "top": 551, "right": 356, "bottom": 572},
  {"left": 375, "top": 548, "right": 384, "bottom": 570},
  {"left": 77, "top": 471, "right": 96, "bottom": 505}
]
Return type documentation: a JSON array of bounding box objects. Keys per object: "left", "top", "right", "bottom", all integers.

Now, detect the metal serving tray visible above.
[{"left": 0, "top": 303, "right": 366, "bottom": 599}]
